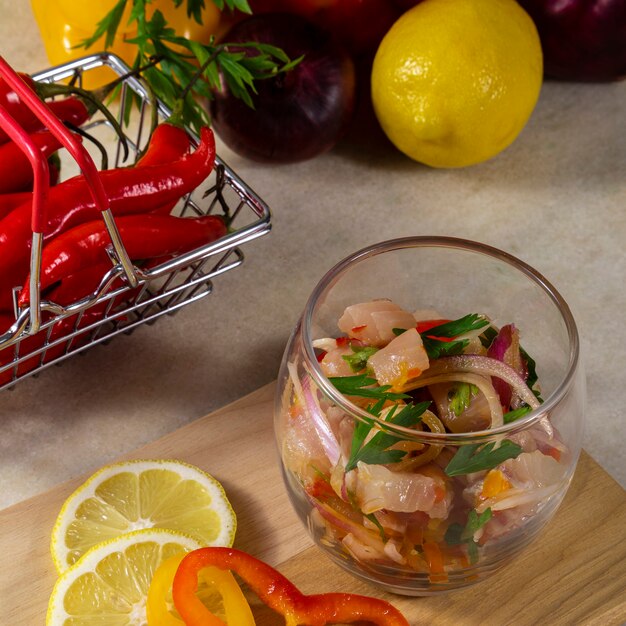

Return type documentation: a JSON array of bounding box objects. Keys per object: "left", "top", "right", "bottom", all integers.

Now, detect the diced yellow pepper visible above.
[{"left": 481, "top": 469, "right": 511, "bottom": 499}]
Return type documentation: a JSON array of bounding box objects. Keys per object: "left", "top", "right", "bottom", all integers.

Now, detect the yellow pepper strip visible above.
[
  {"left": 146, "top": 553, "right": 256, "bottom": 626},
  {"left": 201, "top": 564, "right": 257, "bottom": 626},
  {"left": 147, "top": 555, "right": 182, "bottom": 626}
]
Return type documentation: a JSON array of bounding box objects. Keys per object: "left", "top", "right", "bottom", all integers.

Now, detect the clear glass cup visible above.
[{"left": 274, "top": 237, "right": 584, "bottom": 595}]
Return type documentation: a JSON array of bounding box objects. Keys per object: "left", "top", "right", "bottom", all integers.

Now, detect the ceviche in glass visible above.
[{"left": 274, "top": 238, "right": 584, "bottom": 594}]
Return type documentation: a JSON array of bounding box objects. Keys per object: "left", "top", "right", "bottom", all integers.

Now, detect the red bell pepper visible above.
[
  {"left": 18, "top": 213, "right": 227, "bottom": 306},
  {"left": 172, "top": 547, "right": 410, "bottom": 626}
]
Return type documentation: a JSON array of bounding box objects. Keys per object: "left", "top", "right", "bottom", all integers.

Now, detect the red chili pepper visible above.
[
  {"left": 0, "top": 191, "right": 31, "bottom": 221},
  {"left": 0, "top": 120, "right": 188, "bottom": 223},
  {"left": 0, "top": 130, "right": 64, "bottom": 194},
  {"left": 0, "top": 305, "right": 108, "bottom": 386},
  {"left": 172, "top": 547, "right": 410, "bottom": 626},
  {"left": 18, "top": 213, "right": 227, "bottom": 306},
  {"left": 0, "top": 127, "right": 216, "bottom": 309},
  {"left": 416, "top": 319, "right": 451, "bottom": 334},
  {"left": 0, "top": 74, "right": 90, "bottom": 144},
  {"left": 41, "top": 251, "right": 176, "bottom": 307},
  {"left": 137, "top": 120, "right": 191, "bottom": 167},
  {"left": 42, "top": 263, "right": 115, "bottom": 307},
  {"left": 136, "top": 120, "right": 192, "bottom": 215},
  {"left": 416, "top": 319, "right": 454, "bottom": 342}
]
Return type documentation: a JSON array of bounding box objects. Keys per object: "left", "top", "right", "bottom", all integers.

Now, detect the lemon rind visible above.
[{"left": 50, "top": 459, "right": 236, "bottom": 573}]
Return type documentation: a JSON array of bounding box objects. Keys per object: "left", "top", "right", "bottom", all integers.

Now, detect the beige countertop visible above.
[{"left": 0, "top": 2, "right": 624, "bottom": 511}]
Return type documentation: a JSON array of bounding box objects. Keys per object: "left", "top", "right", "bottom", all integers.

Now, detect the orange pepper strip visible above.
[
  {"left": 172, "top": 547, "right": 410, "bottom": 626},
  {"left": 422, "top": 541, "right": 448, "bottom": 583}
]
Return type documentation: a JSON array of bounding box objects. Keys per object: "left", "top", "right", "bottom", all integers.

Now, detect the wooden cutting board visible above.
[{"left": 1, "top": 382, "right": 624, "bottom": 625}]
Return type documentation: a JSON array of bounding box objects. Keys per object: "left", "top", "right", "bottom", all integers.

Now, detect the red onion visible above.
[
  {"left": 487, "top": 324, "right": 525, "bottom": 408},
  {"left": 516, "top": 0, "right": 626, "bottom": 81},
  {"left": 400, "top": 372, "right": 504, "bottom": 429},
  {"left": 300, "top": 374, "right": 342, "bottom": 466},
  {"left": 209, "top": 13, "right": 356, "bottom": 163},
  {"left": 427, "top": 355, "right": 541, "bottom": 411},
  {"left": 309, "top": 495, "right": 386, "bottom": 551}
]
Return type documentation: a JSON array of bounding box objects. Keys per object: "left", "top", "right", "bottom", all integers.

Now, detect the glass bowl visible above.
[{"left": 273, "top": 236, "right": 585, "bottom": 595}]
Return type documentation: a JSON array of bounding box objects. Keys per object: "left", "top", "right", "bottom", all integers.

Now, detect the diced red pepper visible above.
[{"left": 416, "top": 319, "right": 455, "bottom": 342}]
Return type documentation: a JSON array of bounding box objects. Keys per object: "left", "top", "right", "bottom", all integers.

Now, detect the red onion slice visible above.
[
  {"left": 309, "top": 496, "right": 386, "bottom": 553},
  {"left": 399, "top": 372, "right": 504, "bottom": 429},
  {"left": 423, "top": 355, "right": 540, "bottom": 410},
  {"left": 300, "top": 373, "right": 342, "bottom": 466}
]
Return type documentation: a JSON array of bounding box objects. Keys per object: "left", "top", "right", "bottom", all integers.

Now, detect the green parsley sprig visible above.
[
  {"left": 448, "top": 382, "right": 479, "bottom": 416},
  {"left": 342, "top": 345, "right": 379, "bottom": 373},
  {"left": 394, "top": 314, "right": 490, "bottom": 360},
  {"left": 81, "top": 0, "right": 300, "bottom": 133},
  {"left": 328, "top": 374, "right": 410, "bottom": 403},
  {"left": 503, "top": 405, "right": 532, "bottom": 424},
  {"left": 345, "top": 400, "right": 430, "bottom": 472},
  {"left": 444, "top": 440, "right": 522, "bottom": 476},
  {"left": 445, "top": 508, "right": 492, "bottom": 563},
  {"left": 424, "top": 314, "right": 489, "bottom": 339}
]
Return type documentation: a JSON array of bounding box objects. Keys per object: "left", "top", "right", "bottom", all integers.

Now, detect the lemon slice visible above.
[
  {"left": 46, "top": 528, "right": 202, "bottom": 625},
  {"left": 51, "top": 459, "right": 236, "bottom": 572}
]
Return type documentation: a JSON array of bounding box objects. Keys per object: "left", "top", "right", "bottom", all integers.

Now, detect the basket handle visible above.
[
  {"left": 0, "top": 102, "right": 49, "bottom": 331},
  {"left": 0, "top": 56, "right": 138, "bottom": 319}
]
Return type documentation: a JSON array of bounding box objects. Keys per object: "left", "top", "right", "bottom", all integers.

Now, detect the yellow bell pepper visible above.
[
  {"left": 146, "top": 553, "right": 256, "bottom": 626},
  {"left": 30, "top": 0, "right": 222, "bottom": 88}
]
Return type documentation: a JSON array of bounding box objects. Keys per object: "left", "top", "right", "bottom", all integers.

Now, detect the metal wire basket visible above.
[{"left": 0, "top": 53, "right": 271, "bottom": 390}]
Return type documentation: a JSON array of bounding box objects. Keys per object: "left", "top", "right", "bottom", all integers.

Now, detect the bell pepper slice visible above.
[
  {"left": 147, "top": 553, "right": 255, "bottom": 626},
  {"left": 172, "top": 547, "right": 410, "bottom": 626}
]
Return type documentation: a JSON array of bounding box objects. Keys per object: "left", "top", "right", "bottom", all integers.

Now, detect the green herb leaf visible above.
[
  {"left": 211, "top": 0, "right": 252, "bottom": 12},
  {"left": 448, "top": 382, "right": 479, "bottom": 416},
  {"left": 520, "top": 346, "right": 543, "bottom": 402},
  {"left": 80, "top": 0, "right": 128, "bottom": 49},
  {"left": 445, "top": 508, "right": 492, "bottom": 564},
  {"left": 421, "top": 336, "right": 468, "bottom": 359},
  {"left": 344, "top": 487, "right": 386, "bottom": 540},
  {"left": 503, "top": 406, "right": 532, "bottom": 424},
  {"left": 364, "top": 512, "right": 386, "bottom": 541},
  {"left": 479, "top": 325, "right": 498, "bottom": 348},
  {"left": 394, "top": 326, "right": 469, "bottom": 359},
  {"left": 80, "top": 0, "right": 297, "bottom": 133},
  {"left": 445, "top": 440, "right": 523, "bottom": 476},
  {"left": 407, "top": 314, "right": 490, "bottom": 360},
  {"left": 329, "top": 374, "right": 410, "bottom": 402},
  {"left": 342, "top": 346, "right": 379, "bottom": 373},
  {"left": 345, "top": 402, "right": 429, "bottom": 472},
  {"left": 423, "top": 314, "right": 489, "bottom": 339}
]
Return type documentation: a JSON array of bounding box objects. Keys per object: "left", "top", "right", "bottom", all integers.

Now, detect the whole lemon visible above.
[{"left": 371, "top": 0, "right": 543, "bottom": 168}]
